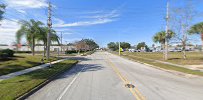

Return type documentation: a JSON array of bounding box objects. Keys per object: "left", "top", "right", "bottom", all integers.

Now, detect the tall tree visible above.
[
  {"left": 120, "top": 42, "right": 131, "bottom": 49},
  {"left": 75, "top": 40, "right": 88, "bottom": 53},
  {"left": 16, "top": 19, "right": 44, "bottom": 56},
  {"left": 153, "top": 30, "right": 175, "bottom": 59},
  {"left": 81, "top": 39, "right": 99, "bottom": 50},
  {"left": 189, "top": 22, "right": 203, "bottom": 52},
  {"left": 153, "top": 30, "right": 175, "bottom": 50},
  {"left": 107, "top": 42, "right": 118, "bottom": 51},
  {"left": 136, "top": 42, "right": 149, "bottom": 51},
  {"left": 171, "top": 1, "right": 196, "bottom": 59},
  {"left": 37, "top": 27, "right": 59, "bottom": 57}
]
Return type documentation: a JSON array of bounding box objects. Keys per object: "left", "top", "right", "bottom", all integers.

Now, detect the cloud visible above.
[
  {"left": 4, "top": 0, "right": 48, "bottom": 9},
  {"left": 53, "top": 9, "right": 120, "bottom": 28},
  {"left": 16, "top": 9, "right": 27, "bottom": 14},
  {"left": 0, "top": 19, "right": 20, "bottom": 44},
  {"left": 53, "top": 18, "right": 115, "bottom": 27},
  {"left": 81, "top": 9, "right": 120, "bottom": 19}
]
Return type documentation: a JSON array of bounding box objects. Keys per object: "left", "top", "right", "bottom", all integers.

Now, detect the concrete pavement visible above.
[{"left": 27, "top": 51, "right": 203, "bottom": 100}]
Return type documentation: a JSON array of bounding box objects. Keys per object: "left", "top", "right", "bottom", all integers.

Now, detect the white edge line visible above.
[{"left": 57, "top": 64, "right": 87, "bottom": 100}]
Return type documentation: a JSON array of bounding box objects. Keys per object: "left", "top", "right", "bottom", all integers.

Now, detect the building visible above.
[{"left": 0, "top": 45, "right": 76, "bottom": 52}]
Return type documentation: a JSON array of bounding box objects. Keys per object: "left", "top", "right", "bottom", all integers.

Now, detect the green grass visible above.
[
  {"left": 123, "top": 52, "right": 203, "bottom": 65},
  {"left": 81, "top": 50, "right": 96, "bottom": 56},
  {"left": 0, "top": 60, "right": 78, "bottom": 100},
  {"left": 123, "top": 54, "right": 203, "bottom": 76},
  {"left": 110, "top": 51, "right": 203, "bottom": 76},
  {"left": 0, "top": 55, "right": 59, "bottom": 76}
]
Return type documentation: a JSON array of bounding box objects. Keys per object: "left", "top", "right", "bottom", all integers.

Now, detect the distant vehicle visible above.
[
  {"left": 128, "top": 49, "right": 135, "bottom": 52},
  {"left": 169, "top": 49, "right": 182, "bottom": 52}
]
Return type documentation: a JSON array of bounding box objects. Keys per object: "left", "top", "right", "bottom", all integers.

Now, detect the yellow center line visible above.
[{"left": 106, "top": 56, "right": 146, "bottom": 100}]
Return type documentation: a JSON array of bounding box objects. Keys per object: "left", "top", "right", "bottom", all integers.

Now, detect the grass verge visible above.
[
  {"left": 110, "top": 51, "right": 203, "bottom": 76},
  {"left": 0, "top": 60, "right": 78, "bottom": 100},
  {"left": 0, "top": 55, "right": 59, "bottom": 76}
]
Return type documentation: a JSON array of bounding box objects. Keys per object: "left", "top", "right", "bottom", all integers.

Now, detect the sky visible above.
[{"left": 0, "top": 0, "right": 203, "bottom": 47}]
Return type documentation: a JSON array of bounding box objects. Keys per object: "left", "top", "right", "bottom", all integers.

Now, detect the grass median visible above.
[
  {"left": 0, "top": 55, "right": 59, "bottom": 76},
  {"left": 0, "top": 60, "right": 78, "bottom": 100}
]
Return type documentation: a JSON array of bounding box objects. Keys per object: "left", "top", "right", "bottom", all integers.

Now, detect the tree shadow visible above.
[
  {"left": 55, "top": 63, "right": 104, "bottom": 80},
  {"left": 168, "top": 58, "right": 181, "bottom": 60},
  {"left": 0, "top": 56, "right": 25, "bottom": 62},
  {"left": 68, "top": 57, "right": 91, "bottom": 61}
]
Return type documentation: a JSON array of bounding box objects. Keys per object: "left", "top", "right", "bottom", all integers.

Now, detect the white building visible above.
[{"left": 0, "top": 45, "right": 76, "bottom": 52}]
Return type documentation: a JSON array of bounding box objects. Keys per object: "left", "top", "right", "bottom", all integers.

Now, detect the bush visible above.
[
  {"left": 65, "top": 50, "right": 77, "bottom": 54},
  {"left": 0, "top": 49, "right": 15, "bottom": 58}
]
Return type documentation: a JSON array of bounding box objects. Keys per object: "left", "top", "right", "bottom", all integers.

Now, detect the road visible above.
[{"left": 27, "top": 51, "right": 203, "bottom": 100}]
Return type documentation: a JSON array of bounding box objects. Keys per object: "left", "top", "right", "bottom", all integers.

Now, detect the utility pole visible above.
[
  {"left": 60, "top": 32, "right": 63, "bottom": 52},
  {"left": 119, "top": 42, "right": 121, "bottom": 56},
  {"left": 165, "top": 1, "right": 169, "bottom": 60},
  {"left": 47, "top": 2, "right": 52, "bottom": 60}
]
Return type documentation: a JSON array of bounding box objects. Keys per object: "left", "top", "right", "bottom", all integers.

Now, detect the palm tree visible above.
[
  {"left": 0, "top": 4, "right": 6, "bottom": 21},
  {"left": 189, "top": 22, "right": 203, "bottom": 52},
  {"left": 153, "top": 30, "right": 175, "bottom": 49},
  {"left": 37, "top": 27, "right": 60, "bottom": 57},
  {"left": 153, "top": 30, "right": 175, "bottom": 59},
  {"left": 16, "top": 19, "right": 44, "bottom": 56}
]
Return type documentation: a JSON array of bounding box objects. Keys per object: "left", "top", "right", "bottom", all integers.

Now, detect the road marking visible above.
[
  {"left": 57, "top": 64, "right": 86, "bottom": 100},
  {"left": 106, "top": 57, "right": 146, "bottom": 100}
]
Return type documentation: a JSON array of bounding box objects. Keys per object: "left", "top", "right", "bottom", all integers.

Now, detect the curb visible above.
[{"left": 16, "top": 61, "right": 78, "bottom": 100}]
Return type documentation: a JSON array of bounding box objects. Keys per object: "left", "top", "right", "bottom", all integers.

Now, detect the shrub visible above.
[
  {"left": 0, "top": 49, "right": 15, "bottom": 58},
  {"left": 65, "top": 50, "right": 77, "bottom": 54}
]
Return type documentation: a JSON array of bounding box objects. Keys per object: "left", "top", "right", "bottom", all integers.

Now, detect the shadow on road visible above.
[{"left": 56, "top": 63, "right": 104, "bottom": 80}]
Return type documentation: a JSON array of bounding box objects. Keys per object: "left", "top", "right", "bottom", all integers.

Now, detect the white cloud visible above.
[
  {"left": 4, "top": 0, "right": 48, "bottom": 9},
  {"left": 17, "top": 9, "right": 27, "bottom": 14},
  {"left": 0, "top": 19, "right": 20, "bottom": 44},
  {"left": 81, "top": 9, "right": 120, "bottom": 19},
  {"left": 53, "top": 18, "right": 115, "bottom": 27},
  {"left": 53, "top": 9, "right": 120, "bottom": 28}
]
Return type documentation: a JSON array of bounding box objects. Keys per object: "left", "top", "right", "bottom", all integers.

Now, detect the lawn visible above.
[
  {"left": 123, "top": 52, "right": 203, "bottom": 65},
  {"left": 0, "top": 55, "right": 59, "bottom": 76},
  {"left": 110, "top": 51, "right": 203, "bottom": 76},
  {"left": 0, "top": 60, "right": 78, "bottom": 100},
  {"left": 122, "top": 54, "right": 203, "bottom": 76}
]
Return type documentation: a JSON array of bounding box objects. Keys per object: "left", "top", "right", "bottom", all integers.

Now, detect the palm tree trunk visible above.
[
  {"left": 161, "top": 43, "right": 165, "bottom": 60},
  {"left": 43, "top": 43, "right": 46, "bottom": 57},
  {"left": 32, "top": 36, "right": 35, "bottom": 56}
]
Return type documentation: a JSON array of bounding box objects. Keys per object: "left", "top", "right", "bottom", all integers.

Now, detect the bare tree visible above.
[
  {"left": 170, "top": 1, "right": 196, "bottom": 59},
  {"left": 75, "top": 41, "right": 89, "bottom": 54}
]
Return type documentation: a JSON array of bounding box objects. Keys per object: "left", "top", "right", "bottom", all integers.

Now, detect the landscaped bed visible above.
[{"left": 0, "top": 60, "right": 78, "bottom": 100}]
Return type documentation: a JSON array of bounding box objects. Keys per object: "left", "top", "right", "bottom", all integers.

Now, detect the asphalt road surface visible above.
[{"left": 27, "top": 51, "right": 203, "bottom": 100}]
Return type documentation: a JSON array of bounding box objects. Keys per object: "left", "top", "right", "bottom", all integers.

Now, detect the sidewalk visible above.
[{"left": 0, "top": 59, "right": 66, "bottom": 81}]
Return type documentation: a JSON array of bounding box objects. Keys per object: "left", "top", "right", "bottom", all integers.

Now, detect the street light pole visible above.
[
  {"left": 60, "top": 32, "right": 63, "bottom": 52},
  {"left": 119, "top": 42, "right": 121, "bottom": 56},
  {"left": 47, "top": 2, "right": 52, "bottom": 60},
  {"left": 165, "top": 1, "right": 169, "bottom": 60}
]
